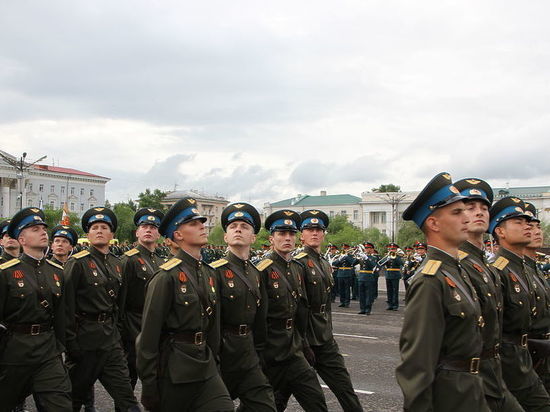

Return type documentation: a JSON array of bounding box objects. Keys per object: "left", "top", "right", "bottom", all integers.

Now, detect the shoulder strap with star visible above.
[
  {"left": 420, "top": 260, "right": 442, "bottom": 276},
  {"left": 72, "top": 250, "right": 90, "bottom": 259},
  {"left": 294, "top": 252, "right": 307, "bottom": 260},
  {"left": 160, "top": 257, "right": 182, "bottom": 271},
  {"left": 210, "top": 258, "right": 228, "bottom": 269},
  {"left": 124, "top": 248, "right": 139, "bottom": 257},
  {"left": 492, "top": 256, "right": 509, "bottom": 271},
  {"left": 46, "top": 259, "right": 63, "bottom": 270},
  {"left": 0, "top": 258, "right": 20, "bottom": 270},
  {"left": 457, "top": 250, "right": 468, "bottom": 261},
  {"left": 256, "top": 258, "right": 273, "bottom": 272}
]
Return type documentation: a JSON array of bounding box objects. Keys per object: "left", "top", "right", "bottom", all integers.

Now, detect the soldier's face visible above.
[
  {"left": 224, "top": 220, "right": 256, "bottom": 247},
  {"left": 87, "top": 222, "right": 114, "bottom": 247},
  {"left": 463, "top": 200, "right": 489, "bottom": 234},
  {"left": 494, "top": 217, "right": 531, "bottom": 247},
  {"left": 19, "top": 224, "right": 48, "bottom": 249},
  {"left": 136, "top": 224, "right": 160, "bottom": 245},
  {"left": 174, "top": 219, "right": 208, "bottom": 247},
  {"left": 427, "top": 201, "right": 469, "bottom": 245},
  {"left": 52, "top": 236, "right": 73, "bottom": 257},
  {"left": 365, "top": 246, "right": 374, "bottom": 254},
  {"left": 301, "top": 228, "right": 325, "bottom": 248},
  {"left": 416, "top": 247, "right": 426, "bottom": 256},
  {"left": 1, "top": 233, "right": 20, "bottom": 251},
  {"left": 270, "top": 230, "right": 296, "bottom": 254},
  {"left": 527, "top": 220, "right": 543, "bottom": 249}
]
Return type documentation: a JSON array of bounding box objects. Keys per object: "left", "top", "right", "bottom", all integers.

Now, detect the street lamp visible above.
[
  {"left": 375, "top": 192, "right": 407, "bottom": 242},
  {"left": 0, "top": 151, "right": 47, "bottom": 210}
]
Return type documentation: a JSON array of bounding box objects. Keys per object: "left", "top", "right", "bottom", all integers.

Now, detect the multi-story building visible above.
[
  {"left": 1, "top": 150, "right": 109, "bottom": 218},
  {"left": 263, "top": 191, "right": 363, "bottom": 228},
  {"left": 161, "top": 189, "right": 229, "bottom": 234},
  {"left": 493, "top": 186, "right": 550, "bottom": 222}
]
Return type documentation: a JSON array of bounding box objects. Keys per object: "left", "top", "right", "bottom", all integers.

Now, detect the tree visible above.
[
  {"left": 325, "top": 215, "right": 364, "bottom": 247},
  {"left": 372, "top": 184, "right": 401, "bottom": 193},
  {"left": 362, "top": 227, "right": 391, "bottom": 253},
  {"left": 208, "top": 224, "right": 225, "bottom": 246},
  {"left": 397, "top": 221, "right": 425, "bottom": 248},
  {"left": 541, "top": 220, "right": 550, "bottom": 247},
  {"left": 138, "top": 189, "right": 168, "bottom": 210},
  {"left": 253, "top": 228, "right": 271, "bottom": 249},
  {"left": 113, "top": 202, "right": 136, "bottom": 243}
]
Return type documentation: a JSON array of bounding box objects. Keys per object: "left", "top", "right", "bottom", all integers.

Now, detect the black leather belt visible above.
[
  {"left": 529, "top": 332, "right": 550, "bottom": 340},
  {"left": 270, "top": 318, "right": 294, "bottom": 330},
  {"left": 171, "top": 331, "right": 206, "bottom": 345},
  {"left": 438, "top": 357, "right": 480, "bottom": 374},
  {"left": 480, "top": 344, "right": 500, "bottom": 359},
  {"left": 8, "top": 322, "right": 52, "bottom": 335},
  {"left": 223, "top": 324, "right": 251, "bottom": 336},
  {"left": 311, "top": 303, "right": 327, "bottom": 314},
  {"left": 78, "top": 312, "right": 113, "bottom": 323},
  {"left": 502, "top": 333, "right": 528, "bottom": 348}
]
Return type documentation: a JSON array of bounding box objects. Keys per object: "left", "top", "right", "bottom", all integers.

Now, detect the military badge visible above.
[
  {"left": 270, "top": 271, "right": 280, "bottom": 279},
  {"left": 54, "top": 273, "right": 61, "bottom": 287},
  {"left": 283, "top": 211, "right": 294, "bottom": 216},
  {"left": 18, "top": 280, "right": 24, "bottom": 287},
  {"left": 444, "top": 277, "right": 456, "bottom": 288},
  {"left": 310, "top": 210, "right": 319, "bottom": 215},
  {"left": 116, "top": 265, "right": 121, "bottom": 273},
  {"left": 482, "top": 274, "right": 488, "bottom": 283},
  {"left": 442, "top": 173, "right": 451, "bottom": 180},
  {"left": 472, "top": 263, "right": 483, "bottom": 273},
  {"left": 307, "top": 260, "right": 314, "bottom": 268},
  {"left": 13, "top": 270, "right": 24, "bottom": 279},
  {"left": 514, "top": 284, "right": 521, "bottom": 293},
  {"left": 179, "top": 271, "right": 187, "bottom": 282},
  {"left": 192, "top": 208, "right": 199, "bottom": 214},
  {"left": 449, "top": 186, "right": 459, "bottom": 194},
  {"left": 234, "top": 204, "right": 245, "bottom": 208},
  {"left": 454, "top": 291, "right": 461, "bottom": 301},
  {"left": 509, "top": 272, "right": 518, "bottom": 282},
  {"left": 228, "top": 280, "right": 235, "bottom": 288},
  {"left": 284, "top": 219, "right": 292, "bottom": 225},
  {"left": 225, "top": 270, "right": 234, "bottom": 279},
  {"left": 31, "top": 208, "right": 40, "bottom": 213},
  {"left": 511, "top": 198, "right": 521, "bottom": 203},
  {"left": 311, "top": 218, "right": 319, "bottom": 224},
  {"left": 469, "top": 189, "right": 482, "bottom": 196},
  {"left": 234, "top": 212, "right": 244, "bottom": 217},
  {"left": 209, "top": 276, "right": 215, "bottom": 292},
  {"left": 89, "top": 261, "right": 97, "bottom": 270},
  {"left": 274, "top": 282, "right": 279, "bottom": 289},
  {"left": 465, "top": 179, "right": 480, "bottom": 185},
  {"left": 188, "top": 199, "right": 196, "bottom": 204},
  {"left": 181, "top": 285, "right": 187, "bottom": 293}
]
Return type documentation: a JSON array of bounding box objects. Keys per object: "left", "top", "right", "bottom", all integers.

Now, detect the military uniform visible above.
[
  {"left": 378, "top": 244, "right": 403, "bottom": 311},
  {"left": 64, "top": 208, "right": 138, "bottom": 411},
  {"left": 136, "top": 198, "right": 233, "bottom": 412},
  {"left": 332, "top": 251, "right": 358, "bottom": 308},
  {"left": 357, "top": 251, "right": 378, "bottom": 315},
  {"left": 0, "top": 208, "right": 72, "bottom": 411}
]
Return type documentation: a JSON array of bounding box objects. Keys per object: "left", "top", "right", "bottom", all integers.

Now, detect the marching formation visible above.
[{"left": 1, "top": 171, "right": 550, "bottom": 411}]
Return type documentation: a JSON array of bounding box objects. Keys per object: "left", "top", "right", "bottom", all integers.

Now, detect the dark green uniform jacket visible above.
[
  {"left": 459, "top": 241, "right": 507, "bottom": 400},
  {"left": 258, "top": 251, "right": 308, "bottom": 364},
  {"left": 358, "top": 254, "right": 378, "bottom": 282},
  {"left": 395, "top": 247, "right": 488, "bottom": 412},
  {"left": 333, "top": 254, "right": 358, "bottom": 279},
  {"left": 64, "top": 246, "right": 123, "bottom": 353},
  {"left": 119, "top": 243, "right": 162, "bottom": 342},
  {"left": 382, "top": 255, "right": 404, "bottom": 280},
  {"left": 0, "top": 254, "right": 66, "bottom": 365},
  {"left": 294, "top": 246, "right": 335, "bottom": 346},
  {"left": 213, "top": 250, "right": 268, "bottom": 373},
  {"left": 136, "top": 249, "right": 220, "bottom": 393}
]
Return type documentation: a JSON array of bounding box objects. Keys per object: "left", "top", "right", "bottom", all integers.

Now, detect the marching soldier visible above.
[
  {"left": 119, "top": 208, "right": 165, "bottom": 392},
  {"left": 136, "top": 198, "right": 233, "bottom": 412},
  {"left": 489, "top": 197, "right": 550, "bottom": 410},
  {"left": 294, "top": 209, "right": 363, "bottom": 411},
  {"left": 210, "top": 202, "right": 276, "bottom": 411},
  {"left": 396, "top": 172, "right": 489, "bottom": 412},
  {"left": 378, "top": 243, "right": 404, "bottom": 311},
  {"left": 0, "top": 219, "right": 19, "bottom": 263},
  {"left": 258, "top": 210, "right": 328, "bottom": 412},
  {"left": 357, "top": 242, "right": 378, "bottom": 315},
  {"left": 454, "top": 178, "right": 524, "bottom": 411},
  {"left": 0, "top": 208, "right": 72, "bottom": 411},
  {"left": 64, "top": 207, "right": 140, "bottom": 412},
  {"left": 523, "top": 202, "right": 550, "bottom": 393},
  {"left": 50, "top": 225, "right": 79, "bottom": 266},
  {"left": 332, "top": 244, "right": 358, "bottom": 308}
]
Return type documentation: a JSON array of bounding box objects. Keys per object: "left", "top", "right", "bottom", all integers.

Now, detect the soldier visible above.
[
  {"left": 293, "top": 209, "right": 363, "bottom": 411},
  {"left": 258, "top": 209, "right": 328, "bottom": 412},
  {"left": 523, "top": 202, "right": 550, "bottom": 393},
  {"left": 0, "top": 219, "right": 19, "bottom": 263},
  {"left": 136, "top": 198, "right": 233, "bottom": 412},
  {"left": 377, "top": 243, "right": 404, "bottom": 311},
  {"left": 489, "top": 197, "right": 550, "bottom": 410},
  {"left": 119, "top": 208, "right": 165, "bottom": 393},
  {"left": 357, "top": 242, "right": 378, "bottom": 315},
  {"left": 396, "top": 172, "right": 489, "bottom": 412},
  {"left": 0, "top": 207, "right": 72, "bottom": 411},
  {"left": 210, "top": 202, "right": 276, "bottom": 411},
  {"left": 64, "top": 207, "right": 140, "bottom": 412},
  {"left": 454, "top": 178, "right": 524, "bottom": 411},
  {"left": 332, "top": 244, "right": 358, "bottom": 308},
  {"left": 50, "top": 225, "right": 79, "bottom": 266}
]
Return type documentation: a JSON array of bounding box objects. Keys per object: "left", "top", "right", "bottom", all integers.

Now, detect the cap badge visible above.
[
  {"left": 511, "top": 198, "right": 521, "bottom": 203},
  {"left": 147, "top": 216, "right": 155, "bottom": 221},
  {"left": 310, "top": 210, "right": 319, "bottom": 215},
  {"left": 33, "top": 216, "right": 41, "bottom": 221},
  {"left": 515, "top": 207, "right": 523, "bottom": 212},
  {"left": 60, "top": 230, "right": 68, "bottom": 235},
  {"left": 191, "top": 208, "right": 199, "bottom": 214},
  {"left": 449, "top": 186, "right": 459, "bottom": 194},
  {"left": 466, "top": 179, "right": 480, "bottom": 185},
  {"left": 469, "top": 189, "right": 482, "bottom": 196},
  {"left": 188, "top": 199, "right": 196, "bottom": 204},
  {"left": 442, "top": 173, "right": 451, "bottom": 180},
  {"left": 30, "top": 208, "right": 39, "bottom": 213},
  {"left": 147, "top": 208, "right": 156, "bottom": 212},
  {"left": 234, "top": 204, "right": 245, "bottom": 208},
  {"left": 284, "top": 219, "right": 292, "bottom": 225},
  {"left": 95, "top": 214, "right": 104, "bottom": 219},
  {"left": 525, "top": 211, "right": 534, "bottom": 217},
  {"left": 283, "top": 211, "right": 293, "bottom": 216},
  {"left": 311, "top": 218, "right": 319, "bottom": 224},
  {"left": 234, "top": 212, "right": 244, "bottom": 217},
  {"left": 94, "top": 207, "right": 104, "bottom": 211}
]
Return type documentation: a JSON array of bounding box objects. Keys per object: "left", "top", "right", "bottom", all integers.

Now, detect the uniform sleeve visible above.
[
  {"left": 118, "top": 255, "right": 131, "bottom": 330},
  {"left": 63, "top": 258, "right": 82, "bottom": 354},
  {"left": 295, "top": 265, "right": 309, "bottom": 344},
  {"left": 206, "top": 271, "right": 221, "bottom": 361},
  {"left": 54, "top": 271, "right": 67, "bottom": 350},
  {"left": 395, "top": 275, "right": 444, "bottom": 412},
  {"left": 136, "top": 271, "right": 173, "bottom": 393},
  {"left": 253, "top": 268, "right": 268, "bottom": 353}
]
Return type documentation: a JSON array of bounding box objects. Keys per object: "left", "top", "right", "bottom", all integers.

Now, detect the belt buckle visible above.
[
  {"left": 285, "top": 318, "right": 293, "bottom": 329},
  {"left": 469, "top": 357, "right": 480, "bottom": 374},
  {"left": 545, "top": 333, "right": 550, "bottom": 340},
  {"left": 30, "top": 324, "right": 41, "bottom": 336},
  {"left": 521, "top": 334, "right": 528, "bottom": 348},
  {"left": 319, "top": 304, "right": 326, "bottom": 314},
  {"left": 238, "top": 324, "right": 248, "bottom": 336},
  {"left": 194, "top": 332, "right": 204, "bottom": 345},
  {"left": 97, "top": 313, "right": 107, "bottom": 323}
]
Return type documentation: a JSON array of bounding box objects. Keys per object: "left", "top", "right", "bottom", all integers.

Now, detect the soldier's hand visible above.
[{"left": 303, "top": 345, "right": 316, "bottom": 366}]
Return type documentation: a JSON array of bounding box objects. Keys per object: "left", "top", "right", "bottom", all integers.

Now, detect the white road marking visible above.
[
  {"left": 321, "top": 384, "right": 374, "bottom": 395},
  {"left": 334, "top": 333, "right": 378, "bottom": 340},
  {"left": 332, "top": 311, "right": 368, "bottom": 316}
]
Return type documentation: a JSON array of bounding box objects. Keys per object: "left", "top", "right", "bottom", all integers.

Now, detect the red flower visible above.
[{"left": 179, "top": 271, "right": 187, "bottom": 282}]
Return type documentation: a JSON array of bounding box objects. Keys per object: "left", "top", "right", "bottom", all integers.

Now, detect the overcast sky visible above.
[{"left": 1, "top": 1, "right": 549, "bottom": 208}]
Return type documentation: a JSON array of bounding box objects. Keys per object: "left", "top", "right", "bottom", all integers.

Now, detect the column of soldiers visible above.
[
  {"left": 0, "top": 198, "right": 365, "bottom": 411},
  {"left": 396, "top": 172, "right": 550, "bottom": 411}
]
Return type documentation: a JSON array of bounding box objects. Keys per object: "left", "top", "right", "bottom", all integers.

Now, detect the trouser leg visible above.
[{"left": 98, "top": 345, "right": 138, "bottom": 411}]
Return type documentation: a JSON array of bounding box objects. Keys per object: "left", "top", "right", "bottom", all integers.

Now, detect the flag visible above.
[{"left": 61, "top": 202, "right": 70, "bottom": 225}]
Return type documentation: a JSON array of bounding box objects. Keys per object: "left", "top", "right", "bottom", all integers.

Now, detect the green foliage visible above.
[
  {"left": 113, "top": 203, "right": 136, "bottom": 243},
  {"left": 362, "top": 227, "right": 391, "bottom": 253},
  {"left": 253, "top": 228, "right": 271, "bottom": 249},
  {"left": 42, "top": 208, "right": 84, "bottom": 237},
  {"left": 138, "top": 189, "right": 168, "bottom": 210},
  {"left": 326, "top": 215, "right": 364, "bottom": 247},
  {"left": 372, "top": 184, "right": 401, "bottom": 193},
  {"left": 397, "top": 221, "right": 425, "bottom": 248},
  {"left": 541, "top": 220, "right": 550, "bottom": 247},
  {"left": 208, "top": 224, "right": 225, "bottom": 246}
]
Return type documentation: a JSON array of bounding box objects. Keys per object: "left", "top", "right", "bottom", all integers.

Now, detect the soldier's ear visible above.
[{"left": 423, "top": 215, "right": 440, "bottom": 233}]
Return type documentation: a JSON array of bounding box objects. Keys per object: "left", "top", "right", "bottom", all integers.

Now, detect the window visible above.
[
  {"left": 90, "top": 204, "right": 94, "bottom": 208},
  {"left": 370, "top": 211, "right": 387, "bottom": 224},
  {"left": 50, "top": 185, "right": 55, "bottom": 193},
  {"left": 61, "top": 201, "right": 65, "bottom": 208},
  {"left": 71, "top": 187, "right": 75, "bottom": 195},
  {"left": 50, "top": 200, "right": 55, "bottom": 208},
  {"left": 353, "top": 210, "right": 358, "bottom": 220},
  {"left": 27, "top": 183, "right": 33, "bottom": 191},
  {"left": 27, "top": 199, "right": 32, "bottom": 207},
  {"left": 39, "top": 184, "right": 44, "bottom": 192},
  {"left": 329, "top": 211, "right": 334, "bottom": 218},
  {"left": 80, "top": 188, "right": 84, "bottom": 196},
  {"left": 341, "top": 210, "right": 347, "bottom": 216},
  {"left": 80, "top": 203, "right": 84, "bottom": 211},
  {"left": 90, "top": 189, "right": 94, "bottom": 196},
  {"left": 70, "top": 202, "right": 75, "bottom": 211},
  {"left": 61, "top": 186, "right": 65, "bottom": 195}
]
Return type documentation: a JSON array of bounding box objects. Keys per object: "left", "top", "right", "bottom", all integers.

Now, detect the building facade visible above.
[
  {"left": 161, "top": 189, "right": 229, "bottom": 234},
  {"left": 1, "top": 150, "right": 109, "bottom": 218}
]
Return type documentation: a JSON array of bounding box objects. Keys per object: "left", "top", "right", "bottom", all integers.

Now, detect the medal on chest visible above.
[
  {"left": 53, "top": 273, "right": 61, "bottom": 287},
  {"left": 13, "top": 270, "right": 25, "bottom": 287},
  {"left": 514, "top": 284, "right": 521, "bottom": 293},
  {"left": 445, "top": 276, "right": 461, "bottom": 301},
  {"left": 209, "top": 276, "right": 215, "bottom": 293},
  {"left": 271, "top": 270, "right": 280, "bottom": 288},
  {"left": 225, "top": 269, "right": 235, "bottom": 288},
  {"left": 179, "top": 271, "right": 187, "bottom": 293},
  {"left": 89, "top": 261, "right": 98, "bottom": 277},
  {"left": 138, "top": 257, "right": 147, "bottom": 272}
]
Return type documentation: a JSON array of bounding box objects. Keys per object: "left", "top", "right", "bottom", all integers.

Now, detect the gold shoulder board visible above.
[
  {"left": 46, "top": 259, "right": 63, "bottom": 270},
  {"left": 457, "top": 250, "right": 468, "bottom": 261},
  {"left": 124, "top": 248, "right": 139, "bottom": 257},
  {"left": 256, "top": 259, "right": 273, "bottom": 272},
  {"left": 160, "top": 258, "right": 181, "bottom": 271},
  {"left": 73, "top": 250, "right": 90, "bottom": 259},
  {"left": 421, "top": 260, "right": 442, "bottom": 276},
  {"left": 492, "top": 256, "right": 509, "bottom": 271},
  {"left": 0, "top": 259, "right": 20, "bottom": 270},
  {"left": 210, "top": 258, "right": 228, "bottom": 269},
  {"left": 294, "top": 252, "right": 308, "bottom": 260}
]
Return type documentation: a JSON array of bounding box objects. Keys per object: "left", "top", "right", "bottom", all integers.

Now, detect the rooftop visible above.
[
  {"left": 269, "top": 193, "right": 362, "bottom": 207},
  {"left": 33, "top": 164, "right": 109, "bottom": 180},
  {"left": 164, "top": 189, "right": 228, "bottom": 202},
  {"left": 493, "top": 186, "right": 550, "bottom": 198}
]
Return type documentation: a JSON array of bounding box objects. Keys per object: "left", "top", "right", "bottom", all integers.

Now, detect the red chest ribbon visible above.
[
  {"left": 138, "top": 257, "right": 145, "bottom": 265},
  {"left": 179, "top": 271, "right": 187, "bottom": 282},
  {"left": 270, "top": 271, "right": 280, "bottom": 279},
  {"left": 509, "top": 272, "right": 518, "bottom": 282},
  {"left": 209, "top": 277, "right": 215, "bottom": 287},
  {"left": 225, "top": 269, "right": 235, "bottom": 279},
  {"left": 473, "top": 263, "right": 484, "bottom": 273},
  {"left": 89, "top": 261, "right": 97, "bottom": 270},
  {"left": 445, "top": 277, "right": 456, "bottom": 288},
  {"left": 53, "top": 274, "right": 60, "bottom": 282},
  {"left": 13, "top": 270, "right": 24, "bottom": 279},
  {"left": 307, "top": 259, "right": 315, "bottom": 268}
]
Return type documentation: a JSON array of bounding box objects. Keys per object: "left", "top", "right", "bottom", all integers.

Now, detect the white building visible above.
[{"left": 0, "top": 150, "right": 109, "bottom": 218}]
